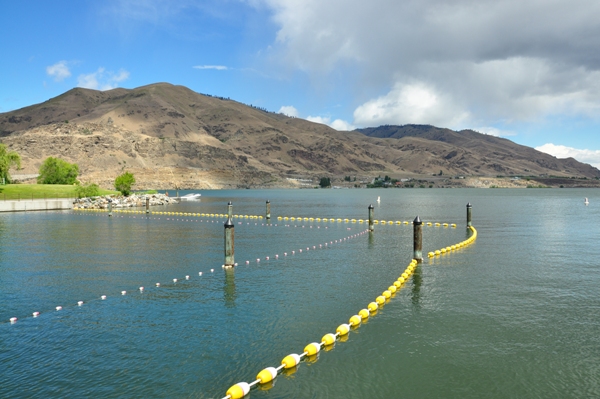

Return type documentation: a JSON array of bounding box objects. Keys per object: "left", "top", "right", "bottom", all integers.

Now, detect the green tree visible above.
[
  {"left": 0, "top": 143, "right": 21, "bottom": 183},
  {"left": 319, "top": 177, "right": 331, "bottom": 188},
  {"left": 115, "top": 172, "right": 136, "bottom": 196},
  {"left": 37, "top": 157, "right": 79, "bottom": 184}
]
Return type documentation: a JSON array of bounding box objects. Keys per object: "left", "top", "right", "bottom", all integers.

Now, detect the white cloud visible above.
[
  {"left": 278, "top": 105, "right": 298, "bottom": 117},
  {"left": 474, "top": 127, "right": 517, "bottom": 137},
  {"left": 536, "top": 143, "right": 600, "bottom": 168},
  {"left": 46, "top": 61, "right": 71, "bottom": 82},
  {"left": 256, "top": 0, "right": 600, "bottom": 128},
  {"left": 307, "top": 115, "right": 354, "bottom": 131},
  {"left": 193, "top": 65, "right": 229, "bottom": 70},
  {"left": 353, "top": 82, "right": 470, "bottom": 128},
  {"left": 77, "top": 68, "right": 130, "bottom": 90}
]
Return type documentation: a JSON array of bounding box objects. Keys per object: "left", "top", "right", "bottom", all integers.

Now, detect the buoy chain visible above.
[
  {"left": 73, "top": 209, "right": 460, "bottom": 231},
  {"left": 427, "top": 226, "right": 478, "bottom": 258},
  {"left": 222, "top": 258, "right": 421, "bottom": 399}
]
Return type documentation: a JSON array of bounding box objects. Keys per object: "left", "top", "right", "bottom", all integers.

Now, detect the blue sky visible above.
[{"left": 2, "top": 0, "right": 600, "bottom": 167}]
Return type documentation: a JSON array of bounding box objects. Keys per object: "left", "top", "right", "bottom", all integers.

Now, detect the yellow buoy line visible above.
[
  {"left": 427, "top": 226, "right": 478, "bottom": 257},
  {"left": 221, "top": 259, "right": 420, "bottom": 399},
  {"left": 73, "top": 209, "right": 456, "bottom": 228},
  {"left": 221, "top": 226, "right": 479, "bottom": 399}
]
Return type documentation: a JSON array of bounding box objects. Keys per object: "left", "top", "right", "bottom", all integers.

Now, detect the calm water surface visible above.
[{"left": 1, "top": 188, "right": 599, "bottom": 398}]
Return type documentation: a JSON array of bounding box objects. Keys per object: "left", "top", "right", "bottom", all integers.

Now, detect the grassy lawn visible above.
[{"left": 0, "top": 184, "right": 117, "bottom": 201}]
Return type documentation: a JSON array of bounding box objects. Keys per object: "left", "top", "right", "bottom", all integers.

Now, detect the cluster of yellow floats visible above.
[
  {"left": 428, "top": 226, "right": 478, "bottom": 257},
  {"left": 73, "top": 208, "right": 458, "bottom": 227},
  {"left": 277, "top": 216, "right": 456, "bottom": 227},
  {"left": 223, "top": 260, "right": 420, "bottom": 399}
]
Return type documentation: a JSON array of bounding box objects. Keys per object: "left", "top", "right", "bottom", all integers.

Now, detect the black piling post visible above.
[
  {"left": 266, "top": 200, "right": 271, "bottom": 221},
  {"left": 413, "top": 216, "right": 423, "bottom": 262},
  {"left": 466, "top": 202, "right": 472, "bottom": 228},
  {"left": 224, "top": 203, "right": 235, "bottom": 267},
  {"left": 227, "top": 201, "right": 233, "bottom": 220},
  {"left": 108, "top": 200, "right": 112, "bottom": 217},
  {"left": 145, "top": 197, "right": 150, "bottom": 214},
  {"left": 368, "top": 204, "right": 374, "bottom": 232}
]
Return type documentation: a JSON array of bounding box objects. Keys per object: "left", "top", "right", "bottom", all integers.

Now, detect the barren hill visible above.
[{"left": 0, "top": 83, "right": 597, "bottom": 189}]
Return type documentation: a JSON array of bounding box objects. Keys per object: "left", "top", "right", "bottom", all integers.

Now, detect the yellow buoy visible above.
[
  {"left": 321, "top": 333, "right": 336, "bottom": 346},
  {"left": 382, "top": 290, "right": 392, "bottom": 299},
  {"left": 336, "top": 323, "right": 350, "bottom": 336},
  {"left": 388, "top": 285, "right": 397, "bottom": 293},
  {"left": 359, "top": 309, "right": 370, "bottom": 319},
  {"left": 281, "top": 353, "right": 301, "bottom": 368},
  {"left": 226, "top": 382, "right": 250, "bottom": 399},
  {"left": 349, "top": 315, "right": 362, "bottom": 326},
  {"left": 393, "top": 280, "right": 402, "bottom": 288},
  {"left": 304, "top": 342, "right": 321, "bottom": 356},
  {"left": 375, "top": 295, "right": 386, "bottom": 305},
  {"left": 398, "top": 277, "right": 405, "bottom": 284},
  {"left": 368, "top": 302, "right": 378, "bottom": 312},
  {"left": 257, "top": 367, "right": 278, "bottom": 384}
]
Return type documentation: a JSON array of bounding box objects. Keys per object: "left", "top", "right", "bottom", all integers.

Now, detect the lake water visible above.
[{"left": 1, "top": 188, "right": 599, "bottom": 398}]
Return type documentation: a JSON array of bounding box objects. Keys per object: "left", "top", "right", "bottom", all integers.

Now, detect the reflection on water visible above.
[
  {"left": 1, "top": 189, "right": 600, "bottom": 399},
  {"left": 223, "top": 267, "right": 236, "bottom": 307}
]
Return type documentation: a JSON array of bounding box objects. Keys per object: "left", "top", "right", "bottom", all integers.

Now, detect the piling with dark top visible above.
[
  {"left": 266, "top": 200, "right": 271, "bottom": 220},
  {"left": 145, "top": 197, "right": 150, "bottom": 214},
  {"left": 466, "top": 202, "right": 472, "bottom": 227},
  {"left": 108, "top": 201, "right": 112, "bottom": 217},
  {"left": 368, "top": 204, "right": 374, "bottom": 232},
  {"left": 224, "top": 205, "right": 235, "bottom": 267},
  {"left": 413, "top": 216, "right": 423, "bottom": 262},
  {"left": 227, "top": 201, "right": 233, "bottom": 220}
]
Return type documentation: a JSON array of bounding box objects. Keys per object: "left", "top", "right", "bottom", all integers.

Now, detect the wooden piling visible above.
[
  {"left": 224, "top": 205, "right": 235, "bottom": 267},
  {"left": 227, "top": 201, "right": 233, "bottom": 220},
  {"left": 466, "top": 202, "right": 472, "bottom": 227},
  {"left": 266, "top": 200, "right": 271, "bottom": 220},
  {"left": 368, "top": 204, "right": 374, "bottom": 232},
  {"left": 145, "top": 197, "right": 150, "bottom": 214},
  {"left": 413, "top": 216, "right": 423, "bottom": 262}
]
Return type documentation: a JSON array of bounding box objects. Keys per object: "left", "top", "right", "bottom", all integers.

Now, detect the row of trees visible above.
[{"left": 0, "top": 144, "right": 136, "bottom": 196}]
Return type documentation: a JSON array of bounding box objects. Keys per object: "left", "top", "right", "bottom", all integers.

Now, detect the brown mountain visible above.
[{"left": 0, "top": 83, "right": 597, "bottom": 189}]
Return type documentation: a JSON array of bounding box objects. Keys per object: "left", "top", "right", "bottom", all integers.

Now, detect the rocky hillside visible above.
[{"left": 0, "top": 83, "right": 598, "bottom": 189}]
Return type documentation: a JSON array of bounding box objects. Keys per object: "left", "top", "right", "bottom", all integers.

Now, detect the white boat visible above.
[{"left": 180, "top": 193, "right": 201, "bottom": 201}]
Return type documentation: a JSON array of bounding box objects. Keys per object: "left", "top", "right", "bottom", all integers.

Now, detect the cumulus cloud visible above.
[
  {"left": 256, "top": 0, "right": 600, "bottom": 128},
  {"left": 278, "top": 105, "right": 298, "bottom": 117},
  {"left": 77, "top": 68, "right": 130, "bottom": 90},
  {"left": 46, "top": 61, "right": 71, "bottom": 82},
  {"left": 536, "top": 143, "right": 600, "bottom": 168},
  {"left": 474, "top": 127, "right": 517, "bottom": 137}
]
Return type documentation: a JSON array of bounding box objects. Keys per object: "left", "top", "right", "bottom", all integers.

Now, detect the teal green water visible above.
[{"left": 1, "top": 189, "right": 599, "bottom": 398}]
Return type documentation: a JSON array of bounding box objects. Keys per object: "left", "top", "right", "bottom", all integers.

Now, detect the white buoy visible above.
[
  {"left": 257, "top": 258, "right": 260, "bottom": 262},
  {"left": 139, "top": 287, "right": 144, "bottom": 292},
  {"left": 234, "top": 263, "right": 238, "bottom": 266},
  {"left": 101, "top": 295, "right": 106, "bottom": 300},
  {"left": 186, "top": 275, "right": 190, "bottom": 280},
  {"left": 210, "top": 269, "right": 214, "bottom": 272},
  {"left": 156, "top": 283, "right": 161, "bottom": 287},
  {"left": 199, "top": 272, "right": 203, "bottom": 276},
  {"left": 56, "top": 306, "right": 63, "bottom": 311},
  {"left": 173, "top": 278, "right": 177, "bottom": 283},
  {"left": 266, "top": 256, "right": 269, "bottom": 260},
  {"left": 246, "top": 260, "right": 250, "bottom": 264},
  {"left": 10, "top": 317, "right": 17, "bottom": 323},
  {"left": 78, "top": 301, "right": 84, "bottom": 306},
  {"left": 121, "top": 291, "right": 126, "bottom": 295},
  {"left": 33, "top": 312, "right": 40, "bottom": 317},
  {"left": 585, "top": 197, "right": 589, "bottom": 205}
]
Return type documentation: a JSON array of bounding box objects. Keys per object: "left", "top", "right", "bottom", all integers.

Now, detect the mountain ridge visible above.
[{"left": 1, "top": 83, "right": 598, "bottom": 189}]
